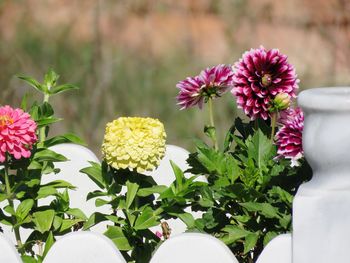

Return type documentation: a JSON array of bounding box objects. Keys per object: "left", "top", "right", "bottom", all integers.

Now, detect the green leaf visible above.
[
  {"left": 42, "top": 180, "right": 75, "bottom": 189},
  {"left": 204, "top": 125, "right": 216, "bottom": 142},
  {"left": 43, "top": 133, "right": 86, "bottom": 147},
  {"left": 221, "top": 225, "right": 251, "bottom": 245},
  {"left": 66, "top": 208, "right": 87, "bottom": 220},
  {"left": 223, "top": 122, "right": 236, "bottom": 152},
  {"left": 4, "top": 205, "right": 15, "bottom": 216},
  {"left": 170, "top": 161, "right": 184, "bottom": 192},
  {"left": 240, "top": 202, "right": 281, "bottom": 219},
  {"left": 246, "top": 129, "right": 275, "bottom": 171},
  {"left": 20, "top": 93, "right": 28, "bottom": 111},
  {"left": 36, "top": 186, "right": 57, "bottom": 199},
  {"left": 49, "top": 84, "right": 79, "bottom": 95},
  {"left": 36, "top": 117, "right": 62, "bottom": 128},
  {"left": 16, "top": 199, "right": 34, "bottom": 221},
  {"left": 59, "top": 219, "right": 83, "bottom": 232},
  {"left": 33, "top": 210, "right": 55, "bottom": 234},
  {"left": 137, "top": 185, "right": 167, "bottom": 197},
  {"left": 95, "top": 198, "right": 109, "bottom": 207},
  {"left": 263, "top": 231, "right": 278, "bottom": 246},
  {"left": 80, "top": 162, "right": 105, "bottom": 189},
  {"left": 44, "top": 69, "right": 59, "bottom": 90},
  {"left": 177, "top": 213, "right": 195, "bottom": 228},
  {"left": 43, "top": 231, "right": 55, "bottom": 258},
  {"left": 126, "top": 181, "right": 139, "bottom": 209},
  {"left": 33, "top": 149, "right": 68, "bottom": 162},
  {"left": 134, "top": 207, "right": 159, "bottom": 230},
  {"left": 83, "top": 212, "right": 107, "bottom": 230},
  {"left": 17, "top": 75, "right": 47, "bottom": 93},
  {"left": 244, "top": 232, "right": 259, "bottom": 254},
  {"left": 21, "top": 255, "right": 38, "bottom": 263},
  {"left": 104, "top": 226, "right": 132, "bottom": 251}
]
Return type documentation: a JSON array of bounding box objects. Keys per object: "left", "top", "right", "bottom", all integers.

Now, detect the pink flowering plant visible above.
[
  {"left": 174, "top": 46, "right": 311, "bottom": 262},
  {"left": 0, "top": 70, "right": 87, "bottom": 262}
]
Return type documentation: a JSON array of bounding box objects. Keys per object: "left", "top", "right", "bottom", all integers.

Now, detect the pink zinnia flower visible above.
[
  {"left": 275, "top": 107, "right": 304, "bottom": 166},
  {"left": 0, "top": 105, "right": 37, "bottom": 163},
  {"left": 232, "top": 46, "right": 299, "bottom": 120},
  {"left": 176, "top": 64, "right": 234, "bottom": 109}
]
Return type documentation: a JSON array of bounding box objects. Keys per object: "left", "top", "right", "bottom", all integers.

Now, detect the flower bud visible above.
[{"left": 273, "top": 93, "right": 291, "bottom": 111}]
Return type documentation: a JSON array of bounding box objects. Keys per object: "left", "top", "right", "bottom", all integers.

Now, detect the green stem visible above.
[
  {"left": 207, "top": 98, "right": 218, "bottom": 150},
  {"left": 4, "top": 162, "right": 23, "bottom": 254},
  {"left": 39, "top": 93, "right": 50, "bottom": 142},
  {"left": 270, "top": 112, "right": 277, "bottom": 142}
]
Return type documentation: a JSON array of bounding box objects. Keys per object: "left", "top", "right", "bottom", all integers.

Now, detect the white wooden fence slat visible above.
[
  {"left": 0, "top": 234, "right": 22, "bottom": 263},
  {"left": 42, "top": 143, "right": 111, "bottom": 233},
  {"left": 43, "top": 231, "right": 126, "bottom": 263},
  {"left": 150, "top": 232, "right": 239, "bottom": 263},
  {"left": 256, "top": 233, "right": 292, "bottom": 263},
  {"left": 148, "top": 145, "right": 206, "bottom": 236}
]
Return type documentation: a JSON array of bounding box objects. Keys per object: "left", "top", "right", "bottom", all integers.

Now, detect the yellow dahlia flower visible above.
[{"left": 102, "top": 117, "right": 166, "bottom": 173}]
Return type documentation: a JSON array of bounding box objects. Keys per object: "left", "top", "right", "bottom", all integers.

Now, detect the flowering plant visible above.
[
  {"left": 0, "top": 70, "right": 86, "bottom": 262},
  {"left": 174, "top": 46, "right": 311, "bottom": 262}
]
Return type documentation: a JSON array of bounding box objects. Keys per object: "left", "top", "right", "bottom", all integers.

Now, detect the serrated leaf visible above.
[
  {"left": 244, "top": 232, "right": 259, "bottom": 254},
  {"left": 221, "top": 225, "right": 251, "bottom": 245},
  {"left": 263, "top": 231, "right": 278, "bottom": 246},
  {"left": 240, "top": 202, "right": 281, "bottom": 219}
]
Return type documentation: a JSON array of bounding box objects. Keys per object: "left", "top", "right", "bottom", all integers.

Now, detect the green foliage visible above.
[
  {"left": 81, "top": 159, "right": 204, "bottom": 263},
  {"left": 0, "top": 70, "right": 86, "bottom": 261},
  {"left": 184, "top": 117, "right": 311, "bottom": 262}
]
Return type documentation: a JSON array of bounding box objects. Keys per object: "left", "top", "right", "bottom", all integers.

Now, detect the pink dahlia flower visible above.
[
  {"left": 0, "top": 105, "right": 37, "bottom": 162},
  {"left": 176, "top": 64, "right": 234, "bottom": 109},
  {"left": 275, "top": 107, "right": 304, "bottom": 166},
  {"left": 232, "top": 46, "right": 299, "bottom": 120}
]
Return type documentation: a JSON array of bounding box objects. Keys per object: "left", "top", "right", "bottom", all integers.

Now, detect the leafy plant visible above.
[{"left": 0, "top": 70, "right": 86, "bottom": 262}]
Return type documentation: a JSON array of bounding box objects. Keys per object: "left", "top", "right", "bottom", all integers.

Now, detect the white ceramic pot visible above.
[{"left": 293, "top": 87, "right": 350, "bottom": 263}]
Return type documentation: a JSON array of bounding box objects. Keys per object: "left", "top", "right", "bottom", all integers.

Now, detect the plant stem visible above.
[
  {"left": 4, "top": 161, "right": 23, "bottom": 254},
  {"left": 270, "top": 112, "right": 277, "bottom": 142},
  {"left": 39, "top": 93, "right": 50, "bottom": 142},
  {"left": 208, "top": 98, "right": 218, "bottom": 150}
]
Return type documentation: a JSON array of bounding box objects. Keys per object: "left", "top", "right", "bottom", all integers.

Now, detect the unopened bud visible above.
[{"left": 273, "top": 93, "right": 291, "bottom": 111}]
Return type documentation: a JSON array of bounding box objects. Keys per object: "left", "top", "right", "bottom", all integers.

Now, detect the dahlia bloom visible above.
[
  {"left": 232, "top": 46, "right": 299, "bottom": 120},
  {"left": 102, "top": 117, "right": 166, "bottom": 173},
  {"left": 275, "top": 107, "right": 304, "bottom": 166},
  {"left": 0, "top": 105, "right": 37, "bottom": 163},
  {"left": 176, "top": 64, "right": 234, "bottom": 109}
]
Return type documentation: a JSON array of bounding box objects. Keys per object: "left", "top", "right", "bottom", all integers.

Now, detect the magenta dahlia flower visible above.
[
  {"left": 0, "top": 105, "right": 37, "bottom": 162},
  {"left": 275, "top": 107, "right": 304, "bottom": 166},
  {"left": 176, "top": 64, "right": 234, "bottom": 109},
  {"left": 232, "top": 46, "right": 299, "bottom": 120}
]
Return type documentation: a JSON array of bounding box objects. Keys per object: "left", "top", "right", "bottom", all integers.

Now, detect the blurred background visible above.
[{"left": 1, "top": 0, "right": 350, "bottom": 155}]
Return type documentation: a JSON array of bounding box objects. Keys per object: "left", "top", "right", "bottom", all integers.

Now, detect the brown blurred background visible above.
[{"left": 1, "top": 0, "right": 350, "bottom": 155}]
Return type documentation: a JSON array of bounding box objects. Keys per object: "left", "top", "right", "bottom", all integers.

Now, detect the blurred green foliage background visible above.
[{"left": 1, "top": 0, "right": 349, "bottom": 155}]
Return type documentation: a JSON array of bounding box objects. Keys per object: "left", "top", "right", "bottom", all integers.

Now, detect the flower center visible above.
[
  {"left": 0, "top": 115, "right": 14, "bottom": 127},
  {"left": 261, "top": 74, "right": 272, "bottom": 87}
]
